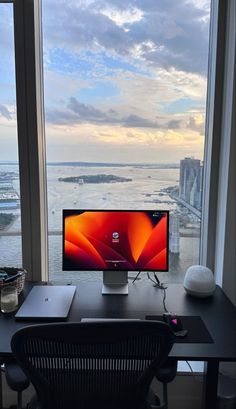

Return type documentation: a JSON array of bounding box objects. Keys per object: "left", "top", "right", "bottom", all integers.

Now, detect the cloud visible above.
[
  {"left": 186, "top": 114, "right": 205, "bottom": 134},
  {"left": 41, "top": 0, "right": 209, "bottom": 164},
  {"left": 0, "top": 103, "right": 12, "bottom": 120},
  {"left": 43, "top": 70, "right": 89, "bottom": 103},
  {"left": 46, "top": 98, "right": 158, "bottom": 128},
  {"left": 46, "top": 96, "right": 205, "bottom": 136},
  {"left": 100, "top": 5, "right": 144, "bottom": 27},
  {"left": 1, "top": 0, "right": 208, "bottom": 163},
  {"left": 123, "top": 114, "right": 158, "bottom": 128},
  {"left": 104, "top": 68, "right": 206, "bottom": 118},
  {"left": 67, "top": 97, "right": 107, "bottom": 121},
  {"left": 45, "top": 120, "right": 204, "bottom": 164},
  {"left": 47, "top": 96, "right": 162, "bottom": 128},
  {"left": 43, "top": 1, "right": 129, "bottom": 56},
  {"left": 43, "top": 0, "right": 210, "bottom": 76},
  {"left": 42, "top": 0, "right": 209, "bottom": 142},
  {"left": 45, "top": 109, "right": 79, "bottom": 125},
  {"left": 166, "top": 119, "right": 182, "bottom": 129}
]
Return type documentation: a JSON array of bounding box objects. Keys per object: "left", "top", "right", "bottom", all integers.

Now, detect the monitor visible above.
[{"left": 63, "top": 209, "right": 169, "bottom": 295}]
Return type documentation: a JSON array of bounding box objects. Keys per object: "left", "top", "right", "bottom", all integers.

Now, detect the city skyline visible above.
[{"left": 0, "top": 0, "right": 211, "bottom": 163}]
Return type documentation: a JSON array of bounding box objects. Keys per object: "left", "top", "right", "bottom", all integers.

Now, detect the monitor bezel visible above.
[{"left": 62, "top": 209, "right": 169, "bottom": 272}]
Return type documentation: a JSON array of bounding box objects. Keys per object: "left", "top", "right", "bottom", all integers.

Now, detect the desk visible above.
[{"left": 0, "top": 281, "right": 236, "bottom": 409}]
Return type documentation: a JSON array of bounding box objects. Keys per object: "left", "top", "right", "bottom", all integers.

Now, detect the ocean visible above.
[{"left": 0, "top": 164, "right": 200, "bottom": 284}]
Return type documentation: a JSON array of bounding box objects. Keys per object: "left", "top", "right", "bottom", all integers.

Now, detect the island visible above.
[{"left": 58, "top": 174, "right": 132, "bottom": 184}]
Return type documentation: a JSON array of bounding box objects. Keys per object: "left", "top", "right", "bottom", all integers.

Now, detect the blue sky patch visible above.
[
  {"left": 165, "top": 98, "right": 198, "bottom": 114},
  {"left": 44, "top": 48, "right": 94, "bottom": 77},
  {"left": 44, "top": 48, "right": 149, "bottom": 79},
  {"left": 100, "top": 52, "right": 149, "bottom": 76},
  {"left": 78, "top": 82, "right": 119, "bottom": 104}
]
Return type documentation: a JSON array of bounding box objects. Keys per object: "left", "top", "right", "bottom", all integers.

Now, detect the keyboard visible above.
[{"left": 81, "top": 318, "right": 140, "bottom": 322}]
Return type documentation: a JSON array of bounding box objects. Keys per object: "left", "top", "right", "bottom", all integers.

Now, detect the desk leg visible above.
[
  {"left": 202, "top": 360, "right": 219, "bottom": 409},
  {"left": 0, "top": 366, "right": 2, "bottom": 409}
]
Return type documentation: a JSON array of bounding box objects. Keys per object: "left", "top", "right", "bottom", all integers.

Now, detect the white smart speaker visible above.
[{"left": 183, "top": 265, "right": 216, "bottom": 297}]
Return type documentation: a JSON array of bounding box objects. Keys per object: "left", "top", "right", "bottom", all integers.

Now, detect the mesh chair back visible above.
[{"left": 11, "top": 321, "right": 174, "bottom": 409}]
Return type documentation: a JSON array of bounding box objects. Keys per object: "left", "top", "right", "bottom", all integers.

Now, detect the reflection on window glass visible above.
[
  {"left": 42, "top": 0, "right": 211, "bottom": 283},
  {"left": 0, "top": 3, "right": 22, "bottom": 267}
]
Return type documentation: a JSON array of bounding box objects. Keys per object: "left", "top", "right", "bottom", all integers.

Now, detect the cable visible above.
[
  {"left": 147, "top": 272, "right": 167, "bottom": 289},
  {"left": 147, "top": 272, "right": 169, "bottom": 313},
  {"left": 185, "top": 361, "right": 193, "bottom": 373},
  {"left": 184, "top": 361, "right": 204, "bottom": 383},
  {"left": 131, "top": 271, "right": 142, "bottom": 283},
  {"left": 162, "top": 287, "right": 168, "bottom": 313},
  {"left": 147, "top": 271, "right": 157, "bottom": 285}
]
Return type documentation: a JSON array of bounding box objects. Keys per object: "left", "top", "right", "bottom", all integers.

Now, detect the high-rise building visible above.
[
  {"left": 169, "top": 211, "right": 180, "bottom": 254},
  {"left": 179, "top": 157, "right": 203, "bottom": 210}
]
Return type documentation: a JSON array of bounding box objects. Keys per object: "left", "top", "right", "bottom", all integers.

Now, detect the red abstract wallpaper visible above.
[{"left": 63, "top": 211, "right": 168, "bottom": 271}]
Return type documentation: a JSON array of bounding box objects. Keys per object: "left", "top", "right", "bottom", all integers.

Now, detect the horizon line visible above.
[{"left": 0, "top": 159, "right": 200, "bottom": 167}]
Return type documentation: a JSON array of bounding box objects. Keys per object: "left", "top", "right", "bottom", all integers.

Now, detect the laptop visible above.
[{"left": 15, "top": 285, "right": 76, "bottom": 321}]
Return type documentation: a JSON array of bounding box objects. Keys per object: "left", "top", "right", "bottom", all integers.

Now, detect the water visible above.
[
  {"left": 0, "top": 164, "right": 200, "bottom": 283},
  {"left": 47, "top": 165, "right": 179, "bottom": 231}
]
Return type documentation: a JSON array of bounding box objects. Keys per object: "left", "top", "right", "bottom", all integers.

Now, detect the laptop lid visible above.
[{"left": 15, "top": 285, "right": 76, "bottom": 321}]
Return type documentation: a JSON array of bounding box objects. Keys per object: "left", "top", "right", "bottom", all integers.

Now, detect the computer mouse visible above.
[{"left": 163, "top": 313, "right": 183, "bottom": 332}]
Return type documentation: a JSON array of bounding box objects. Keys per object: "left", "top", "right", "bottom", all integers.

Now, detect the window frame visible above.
[
  {"left": 13, "top": 0, "right": 48, "bottom": 281},
  {"left": 200, "top": 0, "right": 227, "bottom": 268},
  {"left": 200, "top": 0, "right": 236, "bottom": 306},
  {"left": 6, "top": 0, "right": 235, "bottom": 294}
]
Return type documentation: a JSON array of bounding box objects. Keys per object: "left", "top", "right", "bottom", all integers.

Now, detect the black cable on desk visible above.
[
  {"left": 162, "top": 287, "right": 168, "bottom": 313},
  {"left": 147, "top": 272, "right": 169, "bottom": 313}
]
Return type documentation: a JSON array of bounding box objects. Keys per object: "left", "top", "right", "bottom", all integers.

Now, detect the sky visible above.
[{"left": 0, "top": 0, "right": 211, "bottom": 164}]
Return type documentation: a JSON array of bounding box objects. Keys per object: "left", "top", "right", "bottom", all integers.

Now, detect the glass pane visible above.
[
  {"left": 0, "top": 3, "right": 22, "bottom": 267},
  {"left": 42, "top": 0, "right": 211, "bottom": 284}
]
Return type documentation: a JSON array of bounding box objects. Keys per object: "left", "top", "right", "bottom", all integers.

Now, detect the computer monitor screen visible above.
[{"left": 63, "top": 209, "right": 169, "bottom": 273}]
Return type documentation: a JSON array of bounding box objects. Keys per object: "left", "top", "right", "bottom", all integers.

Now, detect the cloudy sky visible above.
[{"left": 0, "top": 0, "right": 211, "bottom": 163}]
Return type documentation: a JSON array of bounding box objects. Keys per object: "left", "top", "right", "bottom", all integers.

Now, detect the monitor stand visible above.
[{"left": 102, "top": 271, "right": 128, "bottom": 295}]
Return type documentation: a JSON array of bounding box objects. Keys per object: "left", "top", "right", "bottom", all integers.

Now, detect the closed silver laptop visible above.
[{"left": 15, "top": 285, "right": 76, "bottom": 321}]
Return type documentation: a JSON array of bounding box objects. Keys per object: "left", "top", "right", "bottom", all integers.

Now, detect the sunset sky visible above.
[{"left": 0, "top": 0, "right": 211, "bottom": 164}]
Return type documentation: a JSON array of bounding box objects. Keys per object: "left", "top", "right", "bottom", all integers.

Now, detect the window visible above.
[
  {"left": 0, "top": 2, "right": 22, "bottom": 267},
  {"left": 42, "top": 0, "right": 211, "bottom": 283},
  {"left": 2, "top": 0, "right": 233, "bottom": 295}
]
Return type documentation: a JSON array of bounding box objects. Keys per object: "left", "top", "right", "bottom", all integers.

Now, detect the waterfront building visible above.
[
  {"left": 169, "top": 212, "right": 180, "bottom": 254},
  {"left": 179, "top": 157, "right": 202, "bottom": 210},
  {"left": 0, "top": 172, "right": 20, "bottom": 210}
]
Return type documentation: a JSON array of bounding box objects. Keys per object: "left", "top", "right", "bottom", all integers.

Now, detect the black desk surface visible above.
[{"left": 0, "top": 281, "right": 236, "bottom": 362}]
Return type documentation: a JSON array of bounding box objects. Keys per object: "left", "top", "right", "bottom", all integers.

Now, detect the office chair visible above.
[
  {"left": 4, "top": 350, "right": 177, "bottom": 409},
  {"left": 154, "top": 358, "right": 178, "bottom": 409},
  {"left": 4, "top": 361, "right": 30, "bottom": 409},
  {"left": 11, "top": 320, "right": 174, "bottom": 409}
]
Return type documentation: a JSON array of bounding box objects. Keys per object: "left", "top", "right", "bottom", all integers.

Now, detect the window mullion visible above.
[
  {"left": 200, "top": 0, "right": 227, "bottom": 270},
  {"left": 13, "top": 0, "right": 48, "bottom": 281}
]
